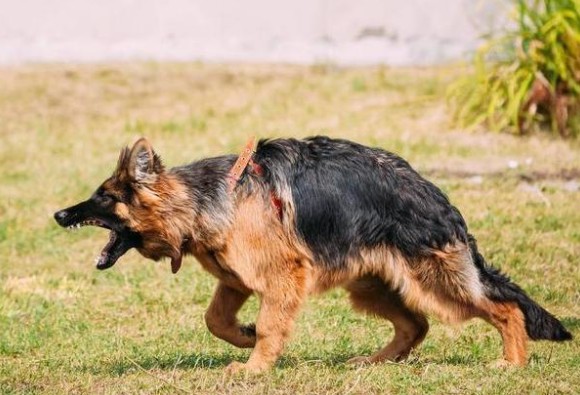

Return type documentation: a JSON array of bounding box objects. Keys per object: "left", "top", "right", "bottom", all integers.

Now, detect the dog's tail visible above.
[{"left": 468, "top": 234, "right": 572, "bottom": 341}]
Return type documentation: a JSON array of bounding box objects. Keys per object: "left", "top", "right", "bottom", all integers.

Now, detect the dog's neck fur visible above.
[
  {"left": 131, "top": 154, "right": 254, "bottom": 273},
  {"left": 166, "top": 155, "right": 238, "bottom": 251}
]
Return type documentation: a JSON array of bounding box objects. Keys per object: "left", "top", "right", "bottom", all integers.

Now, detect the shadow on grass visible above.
[
  {"left": 96, "top": 352, "right": 234, "bottom": 376},
  {"left": 276, "top": 353, "right": 355, "bottom": 369},
  {"left": 96, "top": 349, "right": 503, "bottom": 376},
  {"left": 92, "top": 324, "right": 580, "bottom": 377},
  {"left": 95, "top": 351, "right": 355, "bottom": 376}
]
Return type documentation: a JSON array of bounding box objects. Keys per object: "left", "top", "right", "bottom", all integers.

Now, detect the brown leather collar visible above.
[
  {"left": 227, "top": 137, "right": 282, "bottom": 220},
  {"left": 227, "top": 137, "right": 257, "bottom": 193}
]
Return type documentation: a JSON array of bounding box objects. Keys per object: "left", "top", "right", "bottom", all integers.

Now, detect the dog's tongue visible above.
[{"left": 171, "top": 253, "right": 182, "bottom": 274}]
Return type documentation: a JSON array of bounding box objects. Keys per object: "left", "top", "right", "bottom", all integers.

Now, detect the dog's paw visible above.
[
  {"left": 225, "top": 361, "right": 247, "bottom": 375},
  {"left": 224, "top": 361, "right": 268, "bottom": 375},
  {"left": 346, "top": 356, "right": 372, "bottom": 366},
  {"left": 488, "top": 359, "right": 523, "bottom": 369}
]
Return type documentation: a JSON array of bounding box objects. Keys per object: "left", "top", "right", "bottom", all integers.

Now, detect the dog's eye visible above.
[{"left": 100, "top": 194, "right": 115, "bottom": 206}]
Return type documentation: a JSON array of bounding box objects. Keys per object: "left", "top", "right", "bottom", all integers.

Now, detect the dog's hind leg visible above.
[
  {"left": 401, "top": 243, "right": 531, "bottom": 366},
  {"left": 477, "top": 300, "right": 528, "bottom": 366},
  {"left": 345, "top": 276, "right": 429, "bottom": 364},
  {"left": 205, "top": 282, "right": 256, "bottom": 348}
]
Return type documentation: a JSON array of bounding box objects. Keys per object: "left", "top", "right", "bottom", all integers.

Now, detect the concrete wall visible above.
[{"left": 0, "top": 0, "right": 508, "bottom": 65}]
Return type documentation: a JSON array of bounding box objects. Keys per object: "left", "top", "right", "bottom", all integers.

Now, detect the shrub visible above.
[{"left": 448, "top": 0, "right": 580, "bottom": 137}]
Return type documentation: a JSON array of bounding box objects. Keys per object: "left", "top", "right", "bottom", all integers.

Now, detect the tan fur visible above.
[
  {"left": 102, "top": 141, "right": 532, "bottom": 373},
  {"left": 212, "top": 192, "right": 311, "bottom": 372},
  {"left": 308, "top": 244, "right": 482, "bottom": 323},
  {"left": 110, "top": 174, "right": 193, "bottom": 262},
  {"left": 477, "top": 300, "right": 528, "bottom": 366},
  {"left": 346, "top": 276, "right": 429, "bottom": 363},
  {"left": 202, "top": 191, "right": 515, "bottom": 372},
  {"left": 204, "top": 283, "right": 255, "bottom": 348}
]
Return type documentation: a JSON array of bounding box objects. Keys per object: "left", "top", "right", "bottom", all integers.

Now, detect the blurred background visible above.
[{"left": 1, "top": 0, "right": 506, "bottom": 65}]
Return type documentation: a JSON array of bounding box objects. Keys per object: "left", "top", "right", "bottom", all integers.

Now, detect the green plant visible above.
[{"left": 448, "top": 0, "right": 580, "bottom": 137}]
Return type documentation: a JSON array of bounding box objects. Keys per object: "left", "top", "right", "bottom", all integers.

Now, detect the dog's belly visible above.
[{"left": 192, "top": 249, "right": 251, "bottom": 294}]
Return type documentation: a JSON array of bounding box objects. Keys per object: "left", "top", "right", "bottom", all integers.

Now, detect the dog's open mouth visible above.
[
  {"left": 94, "top": 229, "right": 134, "bottom": 270},
  {"left": 57, "top": 213, "right": 140, "bottom": 270}
]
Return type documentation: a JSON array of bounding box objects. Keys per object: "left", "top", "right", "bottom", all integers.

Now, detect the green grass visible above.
[{"left": 0, "top": 63, "right": 578, "bottom": 394}]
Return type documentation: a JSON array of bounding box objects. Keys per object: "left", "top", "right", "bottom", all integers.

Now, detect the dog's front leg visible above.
[
  {"left": 205, "top": 282, "right": 256, "bottom": 348},
  {"left": 226, "top": 277, "right": 306, "bottom": 374}
]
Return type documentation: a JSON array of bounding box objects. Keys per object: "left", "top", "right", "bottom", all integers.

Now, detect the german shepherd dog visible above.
[{"left": 54, "top": 136, "right": 571, "bottom": 373}]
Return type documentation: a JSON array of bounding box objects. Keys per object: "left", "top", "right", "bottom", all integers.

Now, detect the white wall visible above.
[{"left": 0, "top": 0, "right": 508, "bottom": 65}]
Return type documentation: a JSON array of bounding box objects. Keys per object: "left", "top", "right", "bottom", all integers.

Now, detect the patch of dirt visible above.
[{"left": 423, "top": 167, "right": 580, "bottom": 182}]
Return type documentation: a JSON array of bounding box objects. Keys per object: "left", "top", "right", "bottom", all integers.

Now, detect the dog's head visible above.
[{"left": 54, "top": 138, "right": 181, "bottom": 271}]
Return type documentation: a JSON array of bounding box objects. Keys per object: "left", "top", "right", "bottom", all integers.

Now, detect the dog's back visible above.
[{"left": 254, "top": 136, "right": 468, "bottom": 267}]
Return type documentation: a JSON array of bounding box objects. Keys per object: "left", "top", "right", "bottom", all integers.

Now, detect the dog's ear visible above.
[
  {"left": 127, "top": 138, "right": 164, "bottom": 183},
  {"left": 116, "top": 146, "right": 131, "bottom": 174}
]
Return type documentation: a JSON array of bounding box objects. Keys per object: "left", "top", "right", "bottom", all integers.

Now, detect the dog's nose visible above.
[{"left": 54, "top": 210, "right": 68, "bottom": 224}]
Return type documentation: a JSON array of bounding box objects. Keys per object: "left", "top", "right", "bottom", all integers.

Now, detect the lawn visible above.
[{"left": 0, "top": 63, "right": 578, "bottom": 394}]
